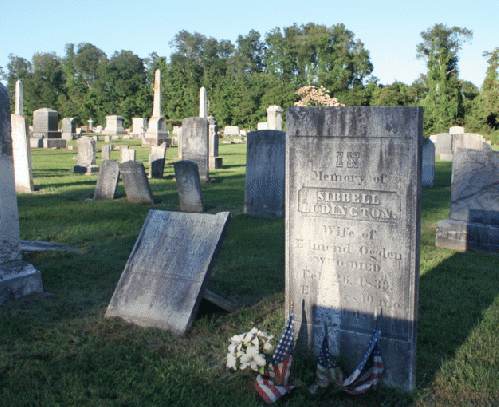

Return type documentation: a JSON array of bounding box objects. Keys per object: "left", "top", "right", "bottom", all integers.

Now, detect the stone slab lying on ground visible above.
[
  {"left": 105, "top": 210, "right": 231, "bottom": 335},
  {"left": 20, "top": 240, "right": 81, "bottom": 253}
]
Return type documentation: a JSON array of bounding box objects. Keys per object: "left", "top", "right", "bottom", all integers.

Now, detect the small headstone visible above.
[
  {"left": 267, "top": 105, "right": 283, "bottom": 130},
  {"left": 11, "top": 114, "right": 34, "bottom": 193},
  {"left": 120, "top": 146, "right": 136, "bottom": 163},
  {"left": 32, "top": 108, "right": 61, "bottom": 139},
  {"left": 208, "top": 117, "right": 222, "bottom": 170},
  {"left": 0, "top": 84, "right": 43, "bottom": 304},
  {"left": 149, "top": 143, "right": 167, "bottom": 178},
  {"left": 224, "top": 126, "right": 240, "bottom": 137},
  {"left": 61, "top": 117, "right": 76, "bottom": 140},
  {"left": 174, "top": 160, "right": 204, "bottom": 213},
  {"left": 257, "top": 122, "right": 268, "bottom": 130},
  {"left": 132, "top": 118, "right": 147, "bottom": 137},
  {"left": 94, "top": 160, "right": 120, "bottom": 200},
  {"left": 94, "top": 125, "right": 104, "bottom": 133},
  {"left": 74, "top": 137, "right": 99, "bottom": 174},
  {"left": 181, "top": 117, "right": 210, "bottom": 182},
  {"left": 104, "top": 135, "right": 111, "bottom": 143},
  {"left": 103, "top": 115, "right": 126, "bottom": 135},
  {"left": 422, "top": 138, "right": 435, "bottom": 188},
  {"left": 105, "top": 210, "right": 231, "bottom": 335},
  {"left": 286, "top": 106, "right": 423, "bottom": 391},
  {"left": 449, "top": 126, "right": 465, "bottom": 134},
  {"left": 43, "top": 138, "right": 66, "bottom": 149},
  {"left": 119, "top": 161, "right": 154, "bottom": 203},
  {"left": 88, "top": 118, "right": 94, "bottom": 131},
  {"left": 436, "top": 148, "right": 499, "bottom": 252},
  {"left": 102, "top": 144, "right": 113, "bottom": 160},
  {"left": 244, "top": 130, "right": 285, "bottom": 217}
]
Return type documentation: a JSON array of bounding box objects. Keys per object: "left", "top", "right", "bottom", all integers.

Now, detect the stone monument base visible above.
[
  {"left": 0, "top": 261, "right": 43, "bottom": 305},
  {"left": 209, "top": 157, "right": 223, "bottom": 170},
  {"left": 30, "top": 138, "right": 43, "bottom": 148},
  {"left": 141, "top": 134, "right": 172, "bottom": 147},
  {"left": 436, "top": 218, "right": 499, "bottom": 253},
  {"left": 73, "top": 165, "right": 100, "bottom": 175},
  {"left": 43, "top": 138, "right": 67, "bottom": 149}
]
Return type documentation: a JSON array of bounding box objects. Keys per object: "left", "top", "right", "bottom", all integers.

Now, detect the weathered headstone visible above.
[
  {"left": 61, "top": 117, "right": 76, "bottom": 140},
  {"left": 208, "top": 117, "right": 222, "bottom": 169},
  {"left": 180, "top": 117, "right": 210, "bottom": 182},
  {"left": 149, "top": 143, "right": 167, "bottom": 178},
  {"left": 43, "top": 138, "right": 66, "bottom": 149},
  {"left": 244, "top": 130, "right": 285, "bottom": 217},
  {"left": 120, "top": 146, "right": 136, "bottom": 163},
  {"left": 267, "top": 105, "right": 283, "bottom": 130},
  {"left": 105, "top": 210, "right": 231, "bottom": 335},
  {"left": 94, "top": 125, "right": 104, "bottom": 133},
  {"left": 174, "top": 160, "right": 204, "bottom": 213},
  {"left": 119, "top": 161, "right": 154, "bottom": 203},
  {"left": 32, "top": 107, "right": 61, "bottom": 139},
  {"left": 103, "top": 115, "right": 126, "bottom": 135},
  {"left": 422, "top": 138, "right": 435, "bottom": 188},
  {"left": 74, "top": 136, "right": 99, "bottom": 174},
  {"left": 93, "top": 160, "right": 120, "bottom": 200},
  {"left": 285, "top": 106, "right": 423, "bottom": 391},
  {"left": 449, "top": 126, "right": 465, "bottom": 134},
  {"left": 132, "top": 118, "right": 147, "bottom": 137},
  {"left": 102, "top": 144, "right": 113, "bottom": 160},
  {"left": 15, "top": 80, "right": 23, "bottom": 115},
  {"left": 224, "top": 126, "right": 240, "bottom": 137},
  {"left": 199, "top": 86, "right": 208, "bottom": 118},
  {"left": 436, "top": 148, "right": 499, "bottom": 252},
  {"left": 143, "top": 70, "right": 170, "bottom": 147},
  {"left": 0, "top": 84, "right": 43, "bottom": 304}
]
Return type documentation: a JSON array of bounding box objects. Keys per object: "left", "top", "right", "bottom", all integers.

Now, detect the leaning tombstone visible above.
[
  {"left": 422, "top": 138, "right": 435, "bottom": 188},
  {"left": 105, "top": 210, "right": 231, "bottom": 335},
  {"left": 436, "top": 148, "right": 499, "bottom": 252},
  {"left": 74, "top": 137, "right": 99, "bottom": 174},
  {"left": 149, "top": 143, "right": 167, "bottom": 178},
  {"left": 173, "top": 160, "right": 204, "bottom": 213},
  {"left": 93, "top": 160, "right": 120, "bottom": 201},
  {"left": 286, "top": 106, "right": 423, "bottom": 391},
  {"left": 244, "top": 130, "right": 285, "bottom": 217},
  {"left": 180, "top": 117, "right": 210, "bottom": 182},
  {"left": 0, "top": 84, "right": 43, "bottom": 304},
  {"left": 119, "top": 161, "right": 154, "bottom": 203}
]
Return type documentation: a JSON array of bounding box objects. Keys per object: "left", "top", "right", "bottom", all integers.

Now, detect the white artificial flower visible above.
[
  {"left": 239, "top": 353, "right": 251, "bottom": 370},
  {"left": 250, "top": 354, "right": 267, "bottom": 371},
  {"left": 263, "top": 342, "right": 274, "bottom": 354},
  {"left": 226, "top": 353, "right": 237, "bottom": 370}
]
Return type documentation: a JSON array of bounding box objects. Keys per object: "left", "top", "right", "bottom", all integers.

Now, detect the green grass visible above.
[{"left": 1, "top": 137, "right": 499, "bottom": 406}]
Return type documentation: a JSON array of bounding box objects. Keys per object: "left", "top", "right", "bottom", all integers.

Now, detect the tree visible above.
[{"left": 416, "top": 24, "right": 472, "bottom": 134}]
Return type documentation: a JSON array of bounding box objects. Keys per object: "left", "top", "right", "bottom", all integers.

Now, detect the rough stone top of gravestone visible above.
[
  {"left": 449, "top": 126, "right": 465, "bottom": 134},
  {"left": 34, "top": 107, "right": 57, "bottom": 114},
  {"left": 450, "top": 148, "right": 499, "bottom": 226},
  {"left": 105, "top": 210, "right": 231, "bottom": 335}
]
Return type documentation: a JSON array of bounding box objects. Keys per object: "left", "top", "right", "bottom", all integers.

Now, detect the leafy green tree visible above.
[{"left": 416, "top": 24, "right": 472, "bottom": 134}]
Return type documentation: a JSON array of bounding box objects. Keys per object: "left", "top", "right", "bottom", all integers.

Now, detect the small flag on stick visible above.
[{"left": 255, "top": 301, "right": 295, "bottom": 404}]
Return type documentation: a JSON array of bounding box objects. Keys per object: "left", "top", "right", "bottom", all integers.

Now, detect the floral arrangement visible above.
[
  {"left": 226, "top": 327, "right": 275, "bottom": 374},
  {"left": 294, "top": 85, "right": 345, "bottom": 107}
]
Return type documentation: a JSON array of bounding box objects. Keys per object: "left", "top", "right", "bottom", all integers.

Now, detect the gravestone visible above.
[
  {"left": 120, "top": 146, "right": 136, "bottom": 163},
  {"left": 267, "top": 105, "right": 283, "bottom": 130},
  {"left": 149, "top": 143, "right": 167, "bottom": 178},
  {"left": 244, "top": 130, "right": 285, "bottom": 217},
  {"left": 174, "top": 160, "right": 204, "bottom": 213},
  {"left": 143, "top": 70, "right": 170, "bottom": 147},
  {"left": 94, "top": 125, "right": 104, "bottom": 133},
  {"left": 180, "top": 117, "right": 210, "bottom": 182},
  {"left": 208, "top": 117, "right": 222, "bottom": 169},
  {"left": 132, "top": 118, "right": 147, "bottom": 137},
  {"left": 257, "top": 122, "right": 268, "bottom": 130},
  {"left": 61, "top": 117, "right": 76, "bottom": 140},
  {"left": 449, "top": 126, "right": 465, "bottom": 134},
  {"left": 436, "top": 148, "right": 499, "bottom": 252},
  {"left": 88, "top": 118, "right": 94, "bottom": 132},
  {"left": 74, "top": 136, "right": 99, "bottom": 174},
  {"left": 285, "top": 106, "right": 423, "bottom": 391},
  {"left": 103, "top": 115, "right": 126, "bottom": 135},
  {"left": 105, "top": 210, "right": 231, "bottom": 335},
  {"left": 119, "top": 161, "right": 154, "bottom": 203},
  {"left": 199, "top": 86, "right": 208, "bottom": 118},
  {"left": 11, "top": 82, "right": 34, "bottom": 193},
  {"left": 43, "top": 138, "right": 66, "bottom": 149},
  {"left": 421, "top": 138, "right": 435, "bottom": 188},
  {"left": 224, "top": 126, "right": 240, "bottom": 137},
  {"left": 93, "top": 160, "right": 120, "bottom": 200},
  {"left": 32, "top": 107, "right": 61, "bottom": 139},
  {"left": 102, "top": 144, "right": 113, "bottom": 160},
  {"left": 0, "top": 84, "right": 43, "bottom": 304}
]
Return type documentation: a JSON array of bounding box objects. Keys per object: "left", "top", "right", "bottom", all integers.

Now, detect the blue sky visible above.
[{"left": 1, "top": 0, "right": 497, "bottom": 88}]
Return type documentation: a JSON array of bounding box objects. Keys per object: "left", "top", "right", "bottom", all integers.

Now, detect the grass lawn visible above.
[{"left": 1, "top": 136, "right": 499, "bottom": 406}]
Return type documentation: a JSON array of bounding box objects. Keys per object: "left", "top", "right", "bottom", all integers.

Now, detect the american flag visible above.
[
  {"left": 255, "top": 309, "right": 295, "bottom": 404},
  {"left": 309, "top": 332, "right": 345, "bottom": 394},
  {"left": 342, "top": 326, "right": 385, "bottom": 395}
]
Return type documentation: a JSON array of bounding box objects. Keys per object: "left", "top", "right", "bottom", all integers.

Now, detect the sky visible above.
[{"left": 1, "top": 0, "right": 497, "bottom": 89}]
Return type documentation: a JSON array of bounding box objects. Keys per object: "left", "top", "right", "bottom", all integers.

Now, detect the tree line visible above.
[{"left": 2, "top": 23, "right": 498, "bottom": 138}]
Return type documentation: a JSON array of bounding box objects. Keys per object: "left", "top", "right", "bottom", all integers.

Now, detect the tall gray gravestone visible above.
[
  {"left": 208, "top": 117, "right": 223, "bottom": 169},
  {"left": 143, "top": 70, "right": 170, "bottom": 147},
  {"left": 119, "top": 161, "right": 154, "bottom": 203},
  {"left": 93, "top": 160, "right": 120, "bottom": 200},
  {"left": 32, "top": 107, "right": 61, "bottom": 139},
  {"left": 436, "top": 148, "right": 499, "bottom": 252},
  {"left": 180, "top": 117, "right": 210, "bottom": 182},
  {"left": 61, "top": 117, "right": 76, "bottom": 140},
  {"left": 421, "top": 138, "right": 435, "bottom": 188},
  {"left": 0, "top": 84, "right": 43, "bottom": 304},
  {"left": 149, "top": 143, "right": 167, "bottom": 178},
  {"left": 244, "top": 130, "right": 285, "bottom": 217},
  {"left": 286, "top": 106, "right": 423, "bottom": 391},
  {"left": 102, "top": 144, "right": 113, "bottom": 161},
  {"left": 105, "top": 210, "right": 231, "bottom": 335},
  {"left": 174, "top": 160, "right": 204, "bottom": 213}
]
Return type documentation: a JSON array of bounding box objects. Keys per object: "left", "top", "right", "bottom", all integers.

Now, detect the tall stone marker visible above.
[
  {"left": 119, "top": 161, "right": 154, "bottom": 203},
  {"left": 286, "top": 106, "right": 423, "bottom": 391},
  {"left": 94, "top": 160, "right": 120, "bottom": 200},
  {"left": 421, "top": 138, "right": 435, "bottom": 188},
  {"left": 15, "top": 80, "right": 23, "bottom": 115},
  {"left": 174, "top": 160, "right": 204, "bottom": 213},
  {"left": 61, "top": 117, "right": 76, "bottom": 140},
  {"left": 199, "top": 86, "right": 208, "bottom": 118},
  {"left": 143, "top": 69, "right": 170, "bottom": 147},
  {"left": 180, "top": 117, "right": 210, "bottom": 182},
  {"left": 105, "top": 210, "right": 231, "bottom": 335},
  {"left": 436, "top": 148, "right": 499, "bottom": 252},
  {"left": 0, "top": 84, "right": 43, "bottom": 304},
  {"left": 244, "top": 130, "right": 285, "bottom": 217}
]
